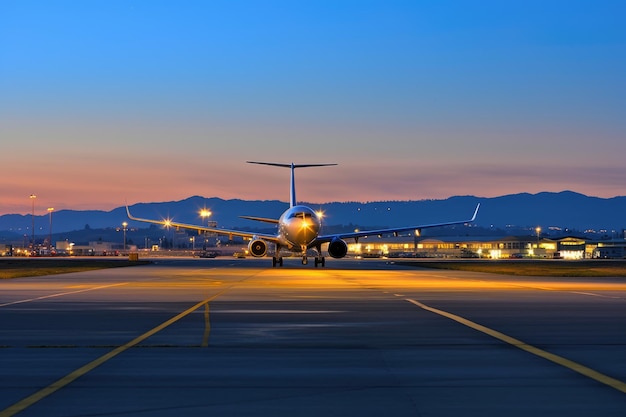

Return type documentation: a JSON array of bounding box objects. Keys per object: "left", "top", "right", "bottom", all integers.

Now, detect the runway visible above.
[{"left": 1, "top": 258, "right": 626, "bottom": 416}]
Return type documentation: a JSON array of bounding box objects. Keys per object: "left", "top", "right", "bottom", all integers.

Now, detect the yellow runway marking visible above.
[
  {"left": 0, "top": 291, "right": 225, "bottom": 417},
  {"left": 406, "top": 298, "right": 626, "bottom": 394},
  {"left": 0, "top": 283, "right": 129, "bottom": 307}
]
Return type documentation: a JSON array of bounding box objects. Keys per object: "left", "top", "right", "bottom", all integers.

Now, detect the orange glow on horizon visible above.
[{"left": 3, "top": 159, "right": 626, "bottom": 215}]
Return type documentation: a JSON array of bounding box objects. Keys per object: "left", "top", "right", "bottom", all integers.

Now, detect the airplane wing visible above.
[
  {"left": 126, "top": 206, "right": 279, "bottom": 243},
  {"left": 239, "top": 215, "right": 280, "bottom": 224},
  {"left": 313, "top": 203, "right": 480, "bottom": 245}
]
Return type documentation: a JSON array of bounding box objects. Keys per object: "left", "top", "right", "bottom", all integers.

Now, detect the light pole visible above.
[
  {"left": 29, "top": 194, "right": 36, "bottom": 249},
  {"left": 47, "top": 207, "right": 54, "bottom": 250},
  {"left": 200, "top": 208, "right": 212, "bottom": 249},
  {"left": 535, "top": 226, "right": 541, "bottom": 256},
  {"left": 122, "top": 221, "right": 128, "bottom": 252}
]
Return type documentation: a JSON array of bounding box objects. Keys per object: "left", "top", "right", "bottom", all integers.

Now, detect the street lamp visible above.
[
  {"left": 122, "top": 221, "right": 128, "bottom": 252},
  {"left": 29, "top": 194, "right": 36, "bottom": 249},
  {"left": 47, "top": 208, "right": 54, "bottom": 250},
  {"left": 200, "top": 208, "right": 212, "bottom": 250},
  {"left": 199, "top": 208, "right": 212, "bottom": 223},
  {"left": 535, "top": 226, "right": 542, "bottom": 255}
]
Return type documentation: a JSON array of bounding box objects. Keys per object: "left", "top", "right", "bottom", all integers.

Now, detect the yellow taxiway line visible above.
[
  {"left": 406, "top": 298, "right": 626, "bottom": 394},
  {"left": 0, "top": 291, "right": 225, "bottom": 417}
]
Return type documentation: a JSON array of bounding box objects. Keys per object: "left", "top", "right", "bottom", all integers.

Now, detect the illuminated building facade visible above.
[{"left": 345, "top": 235, "right": 591, "bottom": 259}]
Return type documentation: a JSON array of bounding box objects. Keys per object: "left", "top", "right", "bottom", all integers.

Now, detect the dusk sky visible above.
[{"left": 1, "top": 0, "right": 625, "bottom": 215}]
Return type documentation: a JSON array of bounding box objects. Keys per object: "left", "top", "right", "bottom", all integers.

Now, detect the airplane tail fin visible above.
[{"left": 247, "top": 161, "right": 337, "bottom": 207}]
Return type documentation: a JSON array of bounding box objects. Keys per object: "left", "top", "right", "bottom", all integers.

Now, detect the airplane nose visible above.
[{"left": 285, "top": 218, "right": 320, "bottom": 245}]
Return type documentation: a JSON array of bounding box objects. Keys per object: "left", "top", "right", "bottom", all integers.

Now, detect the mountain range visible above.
[{"left": 2, "top": 191, "right": 626, "bottom": 238}]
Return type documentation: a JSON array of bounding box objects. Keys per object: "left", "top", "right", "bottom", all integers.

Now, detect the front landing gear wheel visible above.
[{"left": 302, "top": 256, "right": 308, "bottom": 265}]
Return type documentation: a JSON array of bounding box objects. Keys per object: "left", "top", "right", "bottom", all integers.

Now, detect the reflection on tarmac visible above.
[
  {"left": 202, "top": 303, "right": 210, "bottom": 348},
  {"left": 1, "top": 258, "right": 626, "bottom": 417}
]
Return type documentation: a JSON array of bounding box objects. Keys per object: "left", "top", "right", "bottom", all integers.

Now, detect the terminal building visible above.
[{"left": 349, "top": 235, "right": 625, "bottom": 260}]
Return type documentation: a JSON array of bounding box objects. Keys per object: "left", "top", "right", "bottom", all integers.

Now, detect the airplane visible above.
[{"left": 126, "top": 161, "right": 480, "bottom": 267}]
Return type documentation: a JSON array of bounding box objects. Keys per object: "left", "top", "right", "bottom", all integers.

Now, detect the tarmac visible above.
[{"left": 1, "top": 257, "right": 626, "bottom": 416}]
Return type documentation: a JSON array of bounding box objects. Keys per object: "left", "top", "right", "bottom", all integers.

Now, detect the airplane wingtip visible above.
[
  {"left": 471, "top": 203, "right": 480, "bottom": 221},
  {"left": 125, "top": 202, "right": 133, "bottom": 219}
]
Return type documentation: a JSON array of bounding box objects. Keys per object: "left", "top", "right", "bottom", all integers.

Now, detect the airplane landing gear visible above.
[
  {"left": 302, "top": 256, "right": 308, "bottom": 265},
  {"left": 272, "top": 256, "right": 283, "bottom": 267},
  {"left": 314, "top": 256, "right": 325, "bottom": 267}
]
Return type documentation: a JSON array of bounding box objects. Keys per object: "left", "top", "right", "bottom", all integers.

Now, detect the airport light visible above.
[
  {"left": 536, "top": 226, "right": 541, "bottom": 247},
  {"left": 122, "top": 221, "right": 128, "bottom": 251},
  {"left": 29, "top": 194, "right": 37, "bottom": 248},
  {"left": 47, "top": 208, "right": 54, "bottom": 250},
  {"left": 200, "top": 208, "right": 212, "bottom": 249},
  {"left": 199, "top": 208, "right": 212, "bottom": 222}
]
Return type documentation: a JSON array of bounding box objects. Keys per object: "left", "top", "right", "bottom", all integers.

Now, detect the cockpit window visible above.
[{"left": 288, "top": 212, "right": 313, "bottom": 219}]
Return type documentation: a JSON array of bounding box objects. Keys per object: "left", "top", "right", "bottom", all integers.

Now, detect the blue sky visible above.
[{"left": 1, "top": 0, "right": 625, "bottom": 213}]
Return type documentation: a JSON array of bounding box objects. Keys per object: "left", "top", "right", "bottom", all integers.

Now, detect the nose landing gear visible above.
[{"left": 272, "top": 256, "right": 283, "bottom": 267}]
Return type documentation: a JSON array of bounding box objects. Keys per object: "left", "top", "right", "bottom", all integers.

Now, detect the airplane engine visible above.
[
  {"left": 248, "top": 239, "right": 268, "bottom": 257},
  {"left": 327, "top": 238, "right": 348, "bottom": 259}
]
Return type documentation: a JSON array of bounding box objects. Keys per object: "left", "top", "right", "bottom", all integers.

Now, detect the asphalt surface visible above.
[{"left": 1, "top": 257, "right": 626, "bottom": 416}]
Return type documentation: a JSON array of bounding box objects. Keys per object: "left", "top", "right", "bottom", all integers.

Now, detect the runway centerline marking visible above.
[
  {"left": 0, "top": 289, "right": 229, "bottom": 417},
  {"left": 406, "top": 298, "right": 626, "bottom": 395},
  {"left": 0, "top": 283, "right": 129, "bottom": 307}
]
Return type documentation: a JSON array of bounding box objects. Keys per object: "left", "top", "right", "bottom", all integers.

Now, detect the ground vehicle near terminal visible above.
[
  {"left": 127, "top": 162, "right": 479, "bottom": 267},
  {"left": 198, "top": 250, "right": 220, "bottom": 258}
]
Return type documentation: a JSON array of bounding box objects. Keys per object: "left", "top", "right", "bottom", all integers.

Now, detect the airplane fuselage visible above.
[{"left": 277, "top": 205, "right": 322, "bottom": 251}]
